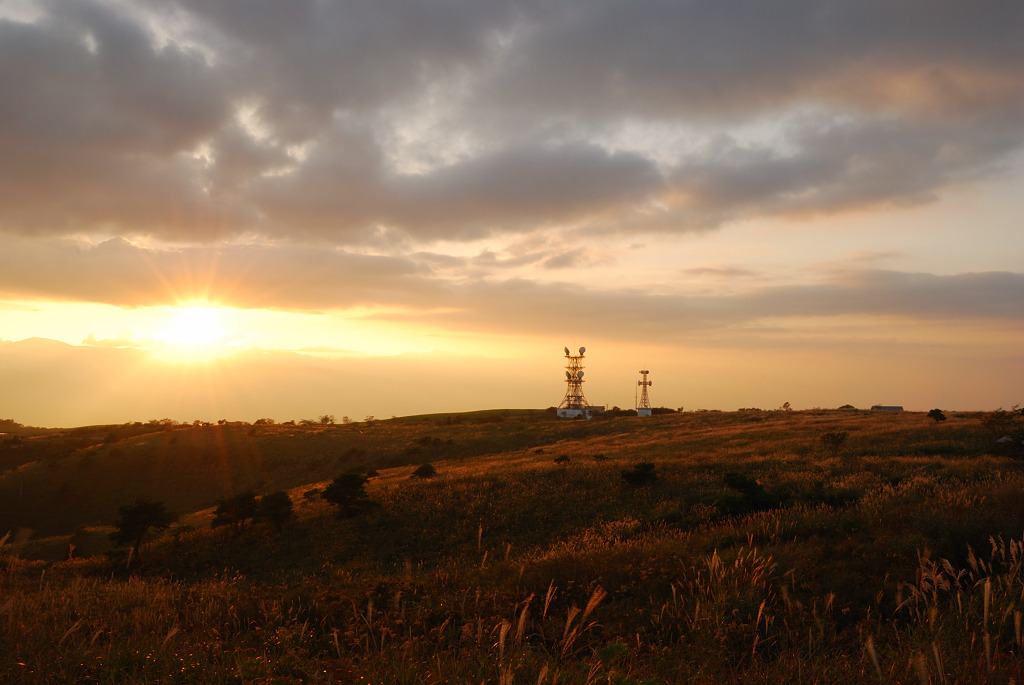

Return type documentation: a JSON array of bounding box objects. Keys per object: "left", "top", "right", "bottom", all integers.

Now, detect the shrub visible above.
[
  {"left": 821, "top": 430, "right": 848, "bottom": 459},
  {"left": 621, "top": 462, "right": 658, "bottom": 486},
  {"left": 982, "top": 407, "right": 1019, "bottom": 435},
  {"left": 928, "top": 408, "right": 947, "bottom": 423},
  {"left": 412, "top": 463, "right": 437, "bottom": 478},
  {"left": 721, "top": 471, "right": 783, "bottom": 514}
]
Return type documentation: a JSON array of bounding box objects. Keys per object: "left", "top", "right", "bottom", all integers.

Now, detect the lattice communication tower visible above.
[
  {"left": 637, "top": 369, "right": 652, "bottom": 416},
  {"left": 559, "top": 346, "right": 589, "bottom": 413}
]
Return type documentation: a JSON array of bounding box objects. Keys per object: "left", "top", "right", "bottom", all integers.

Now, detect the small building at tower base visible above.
[{"left": 557, "top": 407, "right": 595, "bottom": 419}]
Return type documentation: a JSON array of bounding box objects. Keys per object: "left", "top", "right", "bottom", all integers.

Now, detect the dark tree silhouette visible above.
[
  {"left": 982, "top": 407, "right": 1018, "bottom": 435},
  {"left": 212, "top": 490, "right": 258, "bottom": 534},
  {"left": 109, "top": 499, "right": 176, "bottom": 564},
  {"left": 255, "top": 491, "right": 294, "bottom": 532},
  {"left": 412, "top": 463, "right": 437, "bottom": 478},
  {"left": 322, "top": 473, "right": 374, "bottom": 517},
  {"left": 928, "top": 408, "right": 947, "bottom": 423},
  {"left": 821, "top": 431, "right": 848, "bottom": 459}
]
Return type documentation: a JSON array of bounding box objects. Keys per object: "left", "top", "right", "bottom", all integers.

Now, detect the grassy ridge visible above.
[
  {"left": 0, "top": 409, "right": 598, "bottom": 539},
  {"left": 3, "top": 408, "right": 1024, "bottom": 682}
]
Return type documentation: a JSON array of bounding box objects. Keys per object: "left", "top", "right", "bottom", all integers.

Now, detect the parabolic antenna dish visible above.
[
  {"left": 579, "top": 346, "right": 586, "bottom": 354},
  {"left": 566, "top": 371, "right": 572, "bottom": 379},
  {"left": 564, "top": 347, "right": 570, "bottom": 356},
  {"left": 577, "top": 370, "right": 584, "bottom": 378}
]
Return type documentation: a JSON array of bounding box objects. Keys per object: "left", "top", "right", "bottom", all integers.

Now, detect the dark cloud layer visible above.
[
  {"left": 1, "top": 0, "right": 1023, "bottom": 243},
  {"left": 412, "top": 271, "right": 1024, "bottom": 342},
  {"left": 1, "top": 238, "right": 1019, "bottom": 343},
  {"left": 0, "top": 236, "right": 433, "bottom": 309}
]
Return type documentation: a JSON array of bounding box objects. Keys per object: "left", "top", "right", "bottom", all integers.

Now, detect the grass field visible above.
[{"left": 2, "top": 407, "right": 1024, "bottom": 682}]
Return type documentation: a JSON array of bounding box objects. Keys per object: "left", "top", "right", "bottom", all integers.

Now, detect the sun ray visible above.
[{"left": 152, "top": 303, "right": 234, "bottom": 362}]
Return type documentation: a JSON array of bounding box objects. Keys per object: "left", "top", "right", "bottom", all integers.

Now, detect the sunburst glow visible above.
[{"left": 157, "top": 306, "right": 227, "bottom": 354}]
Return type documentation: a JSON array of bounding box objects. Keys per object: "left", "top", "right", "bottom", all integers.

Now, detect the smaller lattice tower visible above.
[
  {"left": 557, "top": 346, "right": 591, "bottom": 418},
  {"left": 636, "top": 369, "right": 652, "bottom": 417}
]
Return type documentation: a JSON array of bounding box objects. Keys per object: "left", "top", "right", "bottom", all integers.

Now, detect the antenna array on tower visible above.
[
  {"left": 556, "top": 345, "right": 592, "bottom": 418},
  {"left": 636, "top": 369, "right": 653, "bottom": 417}
]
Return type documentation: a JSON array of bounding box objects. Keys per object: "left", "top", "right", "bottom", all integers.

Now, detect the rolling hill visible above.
[{"left": 3, "top": 407, "right": 1024, "bottom": 682}]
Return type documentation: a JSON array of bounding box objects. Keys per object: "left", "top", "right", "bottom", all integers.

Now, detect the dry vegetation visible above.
[{"left": 2, "top": 407, "right": 1024, "bottom": 682}]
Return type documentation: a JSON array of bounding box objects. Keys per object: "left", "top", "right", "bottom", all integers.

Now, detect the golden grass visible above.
[{"left": 2, "top": 408, "right": 1024, "bottom": 682}]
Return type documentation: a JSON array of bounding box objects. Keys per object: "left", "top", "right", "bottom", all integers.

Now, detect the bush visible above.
[
  {"left": 983, "top": 407, "right": 1020, "bottom": 435},
  {"left": 821, "top": 430, "right": 848, "bottom": 459},
  {"left": 412, "top": 463, "right": 437, "bottom": 478},
  {"left": 621, "top": 462, "right": 658, "bottom": 486},
  {"left": 721, "top": 471, "right": 784, "bottom": 514}
]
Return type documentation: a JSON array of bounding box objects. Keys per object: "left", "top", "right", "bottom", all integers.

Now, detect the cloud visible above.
[
  {"left": 2, "top": 234, "right": 1020, "bottom": 341},
  {"left": 0, "top": 1, "right": 1022, "bottom": 244},
  {"left": 82, "top": 332, "right": 143, "bottom": 348},
  {"left": 355, "top": 269, "right": 1024, "bottom": 345},
  {"left": 682, "top": 265, "right": 760, "bottom": 279},
  {"left": 0, "top": 236, "right": 437, "bottom": 309},
  {"left": 483, "top": 1, "right": 1024, "bottom": 124}
]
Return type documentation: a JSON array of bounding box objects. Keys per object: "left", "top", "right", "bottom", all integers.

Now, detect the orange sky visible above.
[{"left": 1, "top": 1, "right": 1022, "bottom": 426}]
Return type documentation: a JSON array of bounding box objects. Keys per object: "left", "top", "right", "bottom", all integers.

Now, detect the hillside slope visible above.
[{"left": 4, "top": 408, "right": 1024, "bottom": 682}]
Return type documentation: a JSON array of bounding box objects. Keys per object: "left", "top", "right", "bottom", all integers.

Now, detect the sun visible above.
[{"left": 157, "top": 305, "right": 227, "bottom": 355}]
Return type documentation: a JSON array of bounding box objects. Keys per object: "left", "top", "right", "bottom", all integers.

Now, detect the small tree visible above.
[
  {"left": 821, "top": 430, "right": 848, "bottom": 459},
  {"left": 322, "top": 473, "right": 374, "bottom": 517},
  {"left": 928, "top": 408, "right": 947, "bottom": 424},
  {"left": 255, "top": 491, "right": 294, "bottom": 533},
  {"left": 212, "top": 490, "right": 258, "bottom": 534},
  {"left": 982, "top": 408, "right": 1018, "bottom": 435},
  {"left": 109, "top": 499, "right": 176, "bottom": 565},
  {"left": 318, "top": 414, "right": 336, "bottom": 426}
]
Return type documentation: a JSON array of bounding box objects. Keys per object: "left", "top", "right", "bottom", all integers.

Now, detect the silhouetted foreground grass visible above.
[{"left": 3, "top": 408, "right": 1024, "bottom": 682}]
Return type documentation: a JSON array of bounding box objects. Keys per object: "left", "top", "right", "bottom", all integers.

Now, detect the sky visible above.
[{"left": 1, "top": 0, "right": 1022, "bottom": 426}]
